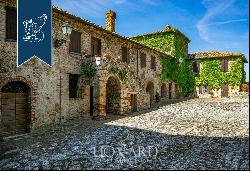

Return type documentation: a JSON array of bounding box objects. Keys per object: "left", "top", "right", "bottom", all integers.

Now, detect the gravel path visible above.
[{"left": 0, "top": 95, "right": 249, "bottom": 170}]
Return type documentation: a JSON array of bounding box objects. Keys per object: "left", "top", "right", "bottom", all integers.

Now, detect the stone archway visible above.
[
  {"left": 1, "top": 81, "right": 31, "bottom": 137},
  {"left": 106, "top": 76, "right": 121, "bottom": 115},
  {"left": 146, "top": 81, "right": 154, "bottom": 105}
]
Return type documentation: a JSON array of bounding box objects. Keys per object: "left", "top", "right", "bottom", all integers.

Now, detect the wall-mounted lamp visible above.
[
  {"left": 95, "top": 56, "right": 101, "bottom": 66},
  {"left": 54, "top": 22, "right": 72, "bottom": 47}
]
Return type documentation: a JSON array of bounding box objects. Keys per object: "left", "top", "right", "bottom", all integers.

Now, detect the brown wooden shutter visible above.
[
  {"left": 96, "top": 39, "right": 101, "bottom": 56},
  {"left": 69, "top": 30, "right": 81, "bottom": 54},
  {"left": 197, "top": 61, "right": 200, "bottom": 73},
  {"left": 5, "top": 7, "right": 17, "bottom": 40},
  {"left": 192, "top": 62, "right": 197, "bottom": 73},
  {"left": 127, "top": 48, "right": 130, "bottom": 64},
  {"left": 151, "top": 56, "right": 156, "bottom": 70},
  {"left": 140, "top": 53, "right": 146, "bottom": 68},
  {"left": 122, "top": 47, "right": 127, "bottom": 62},
  {"left": 91, "top": 37, "right": 101, "bottom": 56},
  {"left": 224, "top": 59, "right": 228, "bottom": 72},
  {"left": 221, "top": 60, "right": 225, "bottom": 71}
]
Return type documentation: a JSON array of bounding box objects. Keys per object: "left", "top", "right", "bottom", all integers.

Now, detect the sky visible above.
[{"left": 52, "top": 0, "right": 249, "bottom": 81}]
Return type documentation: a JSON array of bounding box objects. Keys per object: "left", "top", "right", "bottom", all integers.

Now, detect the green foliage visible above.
[
  {"left": 155, "top": 92, "right": 161, "bottom": 102},
  {"left": 132, "top": 30, "right": 189, "bottom": 59},
  {"left": 195, "top": 59, "right": 224, "bottom": 90},
  {"left": 160, "top": 56, "right": 195, "bottom": 97},
  {"left": 196, "top": 57, "right": 245, "bottom": 89},
  {"left": 108, "top": 66, "right": 119, "bottom": 74},
  {"left": 228, "top": 58, "right": 245, "bottom": 86},
  {"left": 82, "top": 62, "right": 97, "bottom": 79},
  {"left": 118, "top": 70, "right": 127, "bottom": 81},
  {"left": 108, "top": 66, "right": 127, "bottom": 82}
]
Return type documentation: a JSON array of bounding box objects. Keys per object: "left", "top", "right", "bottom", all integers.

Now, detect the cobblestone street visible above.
[{"left": 0, "top": 94, "right": 249, "bottom": 170}]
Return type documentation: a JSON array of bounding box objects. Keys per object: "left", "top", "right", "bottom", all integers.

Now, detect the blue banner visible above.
[{"left": 18, "top": 0, "right": 52, "bottom": 66}]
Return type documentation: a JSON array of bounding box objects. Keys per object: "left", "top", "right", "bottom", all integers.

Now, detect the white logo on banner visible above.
[{"left": 23, "top": 14, "right": 47, "bottom": 43}]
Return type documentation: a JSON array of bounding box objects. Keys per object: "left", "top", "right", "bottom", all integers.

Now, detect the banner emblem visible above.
[{"left": 18, "top": 0, "right": 52, "bottom": 66}]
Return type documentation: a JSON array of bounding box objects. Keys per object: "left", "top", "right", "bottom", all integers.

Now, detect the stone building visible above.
[
  {"left": 188, "top": 51, "right": 247, "bottom": 98},
  {"left": 0, "top": 0, "right": 180, "bottom": 137},
  {"left": 0, "top": 0, "right": 247, "bottom": 138}
]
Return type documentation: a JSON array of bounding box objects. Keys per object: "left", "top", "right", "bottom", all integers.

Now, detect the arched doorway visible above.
[
  {"left": 161, "top": 83, "right": 167, "bottom": 98},
  {"left": 106, "top": 76, "right": 121, "bottom": 115},
  {"left": 1, "top": 81, "right": 30, "bottom": 137},
  {"left": 146, "top": 81, "right": 154, "bottom": 105}
]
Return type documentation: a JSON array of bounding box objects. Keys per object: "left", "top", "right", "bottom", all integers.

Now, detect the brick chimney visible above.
[
  {"left": 165, "top": 24, "right": 171, "bottom": 30},
  {"left": 106, "top": 10, "right": 116, "bottom": 32}
]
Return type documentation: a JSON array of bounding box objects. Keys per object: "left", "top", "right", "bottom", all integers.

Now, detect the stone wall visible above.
[{"left": 0, "top": 0, "right": 179, "bottom": 133}]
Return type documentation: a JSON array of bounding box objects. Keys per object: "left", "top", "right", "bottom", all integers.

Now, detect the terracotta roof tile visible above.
[{"left": 188, "top": 51, "right": 248, "bottom": 63}]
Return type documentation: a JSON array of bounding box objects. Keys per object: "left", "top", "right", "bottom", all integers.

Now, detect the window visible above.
[
  {"left": 69, "top": 74, "right": 79, "bottom": 98},
  {"left": 193, "top": 61, "right": 200, "bottom": 74},
  {"left": 199, "top": 85, "right": 210, "bottom": 94},
  {"left": 221, "top": 59, "right": 228, "bottom": 72},
  {"left": 151, "top": 56, "right": 156, "bottom": 70},
  {"left": 122, "top": 46, "right": 130, "bottom": 64},
  {"left": 5, "top": 6, "right": 17, "bottom": 41},
  {"left": 69, "top": 30, "right": 81, "bottom": 54},
  {"left": 140, "top": 52, "right": 146, "bottom": 68},
  {"left": 91, "top": 37, "right": 101, "bottom": 57}
]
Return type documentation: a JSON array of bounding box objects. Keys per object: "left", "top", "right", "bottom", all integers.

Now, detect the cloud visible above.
[
  {"left": 202, "top": 18, "right": 248, "bottom": 26},
  {"left": 196, "top": 0, "right": 245, "bottom": 42}
]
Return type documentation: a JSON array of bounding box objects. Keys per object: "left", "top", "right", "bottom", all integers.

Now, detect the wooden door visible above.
[
  {"left": 221, "top": 84, "right": 229, "bottom": 97},
  {"left": 1, "top": 92, "right": 29, "bottom": 137},
  {"left": 169, "top": 83, "right": 172, "bottom": 99},
  {"left": 90, "top": 86, "right": 94, "bottom": 116},
  {"left": 131, "top": 94, "right": 137, "bottom": 112}
]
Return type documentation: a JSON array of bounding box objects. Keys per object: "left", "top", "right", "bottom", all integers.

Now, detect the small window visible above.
[
  {"left": 122, "top": 46, "right": 130, "bottom": 64},
  {"left": 91, "top": 37, "right": 101, "bottom": 57},
  {"left": 69, "top": 74, "right": 79, "bottom": 98},
  {"left": 151, "top": 56, "right": 156, "bottom": 70},
  {"left": 5, "top": 6, "right": 17, "bottom": 41},
  {"left": 140, "top": 52, "right": 146, "bottom": 68},
  {"left": 199, "top": 85, "right": 210, "bottom": 94},
  {"left": 193, "top": 61, "right": 200, "bottom": 74},
  {"left": 221, "top": 59, "right": 228, "bottom": 72},
  {"left": 69, "top": 30, "right": 81, "bottom": 54}
]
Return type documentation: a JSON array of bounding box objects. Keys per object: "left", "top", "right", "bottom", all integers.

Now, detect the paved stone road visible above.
[{"left": 0, "top": 95, "right": 249, "bottom": 170}]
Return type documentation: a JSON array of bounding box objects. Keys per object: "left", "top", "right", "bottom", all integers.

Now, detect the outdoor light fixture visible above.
[
  {"left": 61, "top": 22, "right": 72, "bottom": 36},
  {"left": 54, "top": 22, "right": 72, "bottom": 47},
  {"left": 95, "top": 56, "right": 101, "bottom": 66}
]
